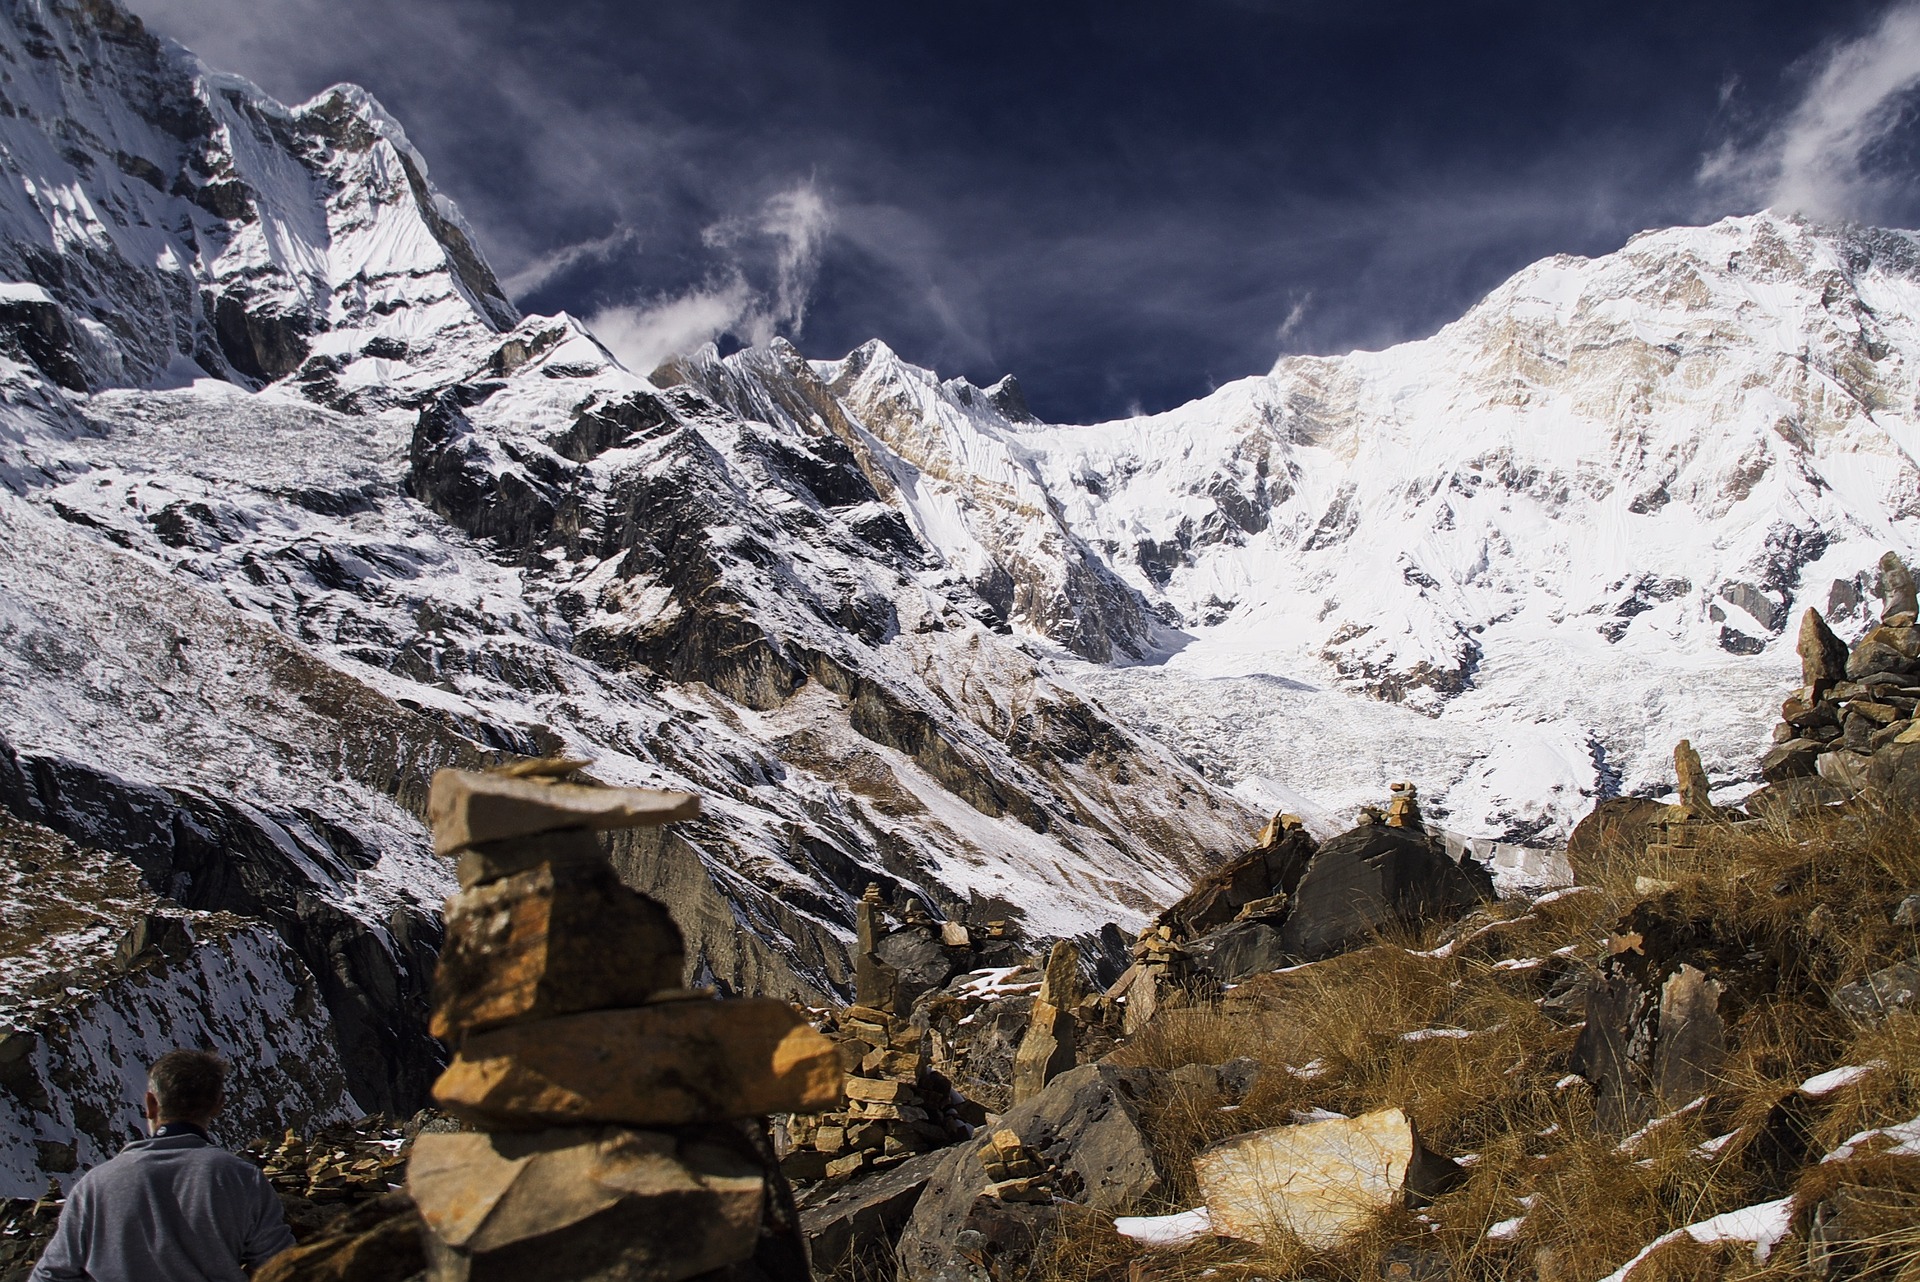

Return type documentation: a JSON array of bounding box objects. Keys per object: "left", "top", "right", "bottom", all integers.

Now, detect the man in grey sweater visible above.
[{"left": 31, "top": 1049, "right": 295, "bottom": 1281}]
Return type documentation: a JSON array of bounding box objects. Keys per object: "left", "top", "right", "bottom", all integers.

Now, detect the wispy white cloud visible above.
[
  {"left": 585, "top": 180, "right": 833, "bottom": 374},
  {"left": 1700, "top": 1, "right": 1920, "bottom": 220},
  {"left": 501, "top": 224, "right": 638, "bottom": 299},
  {"left": 1275, "top": 292, "right": 1312, "bottom": 342}
]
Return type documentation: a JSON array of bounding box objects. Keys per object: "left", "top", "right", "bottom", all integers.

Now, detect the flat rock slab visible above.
[
  {"left": 431, "top": 862, "right": 685, "bottom": 1039},
  {"left": 408, "top": 1127, "right": 762, "bottom": 1282},
  {"left": 799, "top": 1147, "right": 953, "bottom": 1273},
  {"left": 428, "top": 769, "right": 699, "bottom": 857},
  {"left": 896, "top": 1064, "right": 1164, "bottom": 1282},
  {"left": 433, "top": 999, "right": 842, "bottom": 1126},
  {"left": 1195, "top": 1106, "right": 1454, "bottom": 1251}
]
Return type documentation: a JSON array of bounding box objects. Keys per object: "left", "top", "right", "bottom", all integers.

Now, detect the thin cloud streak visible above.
[
  {"left": 586, "top": 180, "right": 833, "bottom": 374},
  {"left": 1702, "top": 0, "right": 1920, "bottom": 221}
]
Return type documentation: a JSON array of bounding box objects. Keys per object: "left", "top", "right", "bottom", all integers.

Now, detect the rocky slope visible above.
[{"left": 0, "top": 0, "right": 1247, "bottom": 1194}]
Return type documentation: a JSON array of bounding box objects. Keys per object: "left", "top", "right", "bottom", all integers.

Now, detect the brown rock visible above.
[
  {"left": 1674, "top": 739, "right": 1712, "bottom": 817},
  {"left": 1881, "top": 551, "right": 1918, "bottom": 620},
  {"left": 253, "top": 1192, "right": 425, "bottom": 1282},
  {"left": 844, "top": 1077, "right": 914, "bottom": 1104},
  {"left": 408, "top": 1127, "right": 762, "bottom": 1282},
  {"left": 1797, "top": 608, "right": 1849, "bottom": 688},
  {"left": 431, "top": 862, "right": 685, "bottom": 1040},
  {"left": 1652, "top": 964, "right": 1725, "bottom": 1108},
  {"left": 1010, "top": 997, "right": 1074, "bottom": 1105},
  {"left": 427, "top": 768, "right": 699, "bottom": 858},
  {"left": 432, "top": 1000, "right": 842, "bottom": 1126},
  {"left": 1195, "top": 1107, "right": 1458, "bottom": 1251},
  {"left": 1566, "top": 796, "right": 1665, "bottom": 884}
]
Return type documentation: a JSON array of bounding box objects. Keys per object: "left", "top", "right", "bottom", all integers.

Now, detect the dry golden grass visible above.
[{"left": 1036, "top": 800, "right": 1920, "bottom": 1282}]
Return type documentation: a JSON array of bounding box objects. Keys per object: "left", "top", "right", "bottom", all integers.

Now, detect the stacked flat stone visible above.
[
  {"left": 1764, "top": 555, "right": 1920, "bottom": 790},
  {"left": 1107, "top": 925, "right": 1188, "bottom": 1035},
  {"left": 1385, "top": 782, "right": 1422, "bottom": 829},
  {"left": 975, "top": 1128, "right": 1061, "bottom": 1204},
  {"left": 778, "top": 1002, "right": 969, "bottom": 1185},
  {"left": 406, "top": 762, "right": 841, "bottom": 1282}
]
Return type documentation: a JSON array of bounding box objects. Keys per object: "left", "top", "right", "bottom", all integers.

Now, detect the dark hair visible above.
[{"left": 148, "top": 1050, "right": 227, "bottom": 1120}]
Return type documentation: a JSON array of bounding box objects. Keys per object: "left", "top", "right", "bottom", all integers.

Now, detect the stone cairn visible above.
[
  {"left": 1385, "top": 781, "right": 1422, "bottom": 829},
  {"left": 404, "top": 761, "right": 842, "bottom": 1282},
  {"left": 778, "top": 885, "right": 973, "bottom": 1185},
  {"left": 1010, "top": 940, "right": 1082, "bottom": 1104},
  {"left": 974, "top": 1128, "right": 1065, "bottom": 1203},
  {"left": 1106, "top": 924, "right": 1190, "bottom": 1036},
  {"left": 1763, "top": 551, "right": 1920, "bottom": 789},
  {"left": 1643, "top": 738, "right": 1722, "bottom": 860}
]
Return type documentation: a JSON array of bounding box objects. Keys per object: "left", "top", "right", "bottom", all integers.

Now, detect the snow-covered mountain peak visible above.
[{"left": 0, "top": 0, "right": 515, "bottom": 413}]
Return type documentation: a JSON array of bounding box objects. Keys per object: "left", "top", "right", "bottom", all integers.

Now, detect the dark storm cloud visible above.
[{"left": 136, "top": 0, "right": 1919, "bottom": 421}]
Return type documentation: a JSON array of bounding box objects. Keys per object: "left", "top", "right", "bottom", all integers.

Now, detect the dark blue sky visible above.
[{"left": 141, "top": 0, "right": 1917, "bottom": 420}]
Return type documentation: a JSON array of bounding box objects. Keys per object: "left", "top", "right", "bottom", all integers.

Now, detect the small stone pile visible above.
[
  {"left": 1107, "top": 925, "right": 1191, "bottom": 1035},
  {"left": 1642, "top": 739, "right": 1723, "bottom": 860},
  {"left": 777, "top": 1001, "right": 966, "bottom": 1184},
  {"left": 1386, "top": 781, "right": 1422, "bottom": 829},
  {"left": 244, "top": 1118, "right": 409, "bottom": 1214},
  {"left": 405, "top": 761, "right": 842, "bottom": 1282},
  {"left": 974, "top": 1128, "right": 1064, "bottom": 1204},
  {"left": 1763, "top": 552, "right": 1920, "bottom": 792}
]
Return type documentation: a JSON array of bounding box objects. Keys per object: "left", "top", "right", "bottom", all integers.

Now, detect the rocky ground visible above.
[{"left": 10, "top": 565, "right": 1920, "bottom": 1281}]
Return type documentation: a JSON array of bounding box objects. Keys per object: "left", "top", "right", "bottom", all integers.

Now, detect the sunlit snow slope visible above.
[{"left": 806, "top": 216, "right": 1920, "bottom": 840}]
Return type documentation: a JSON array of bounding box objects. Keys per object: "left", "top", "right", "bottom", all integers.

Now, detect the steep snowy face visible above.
[
  {"left": 660, "top": 339, "right": 1165, "bottom": 664},
  {"left": 0, "top": 0, "right": 511, "bottom": 408},
  {"left": 807, "top": 214, "right": 1919, "bottom": 840},
  {"left": 0, "top": 0, "right": 1256, "bottom": 1066}
]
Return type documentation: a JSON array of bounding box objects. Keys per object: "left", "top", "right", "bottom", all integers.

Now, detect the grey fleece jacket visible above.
[{"left": 29, "top": 1130, "right": 294, "bottom": 1282}]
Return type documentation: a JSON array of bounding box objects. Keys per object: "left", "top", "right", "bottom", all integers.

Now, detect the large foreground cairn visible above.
[{"left": 407, "top": 761, "right": 842, "bottom": 1282}]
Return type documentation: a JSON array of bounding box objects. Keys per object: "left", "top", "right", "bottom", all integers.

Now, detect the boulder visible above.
[
  {"left": 1278, "top": 825, "right": 1494, "bottom": 961},
  {"left": 1674, "top": 740, "right": 1713, "bottom": 817},
  {"left": 875, "top": 925, "right": 959, "bottom": 1014},
  {"left": 253, "top": 1192, "right": 426, "bottom": 1282},
  {"left": 896, "top": 1064, "right": 1164, "bottom": 1282},
  {"left": 430, "top": 861, "right": 685, "bottom": 1039},
  {"left": 1187, "top": 920, "right": 1291, "bottom": 982},
  {"left": 1159, "top": 828, "right": 1317, "bottom": 937},
  {"left": 799, "top": 1148, "right": 952, "bottom": 1275},
  {"left": 1011, "top": 942, "right": 1080, "bottom": 1104},
  {"left": 1797, "top": 608, "right": 1849, "bottom": 687},
  {"left": 1194, "top": 1107, "right": 1459, "bottom": 1250},
  {"left": 1740, "top": 776, "right": 1852, "bottom": 823},
  {"left": 408, "top": 1127, "right": 764, "bottom": 1282},
  {"left": 1832, "top": 958, "right": 1920, "bottom": 1021},
  {"left": 1652, "top": 965, "right": 1726, "bottom": 1107},
  {"left": 432, "top": 998, "right": 842, "bottom": 1127},
  {"left": 1880, "top": 550, "right": 1918, "bottom": 619},
  {"left": 427, "top": 766, "right": 699, "bottom": 857},
  {"left": 1566, "top": 796, "right": 1666, "bottom": 884},
  {"left": 1847, "top": 632, "right": 1916, "bottom": 681},
  {"left": 1865, "top": 740, "right": 1920, "bottom": 814},
  {"left": 1759, "top": 739, "right": 1821, "bottom": 784}
]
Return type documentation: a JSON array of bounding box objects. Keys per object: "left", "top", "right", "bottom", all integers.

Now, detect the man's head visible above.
[{"left": 144, "top": 1049, "right": 227, "bottom": 1130}]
